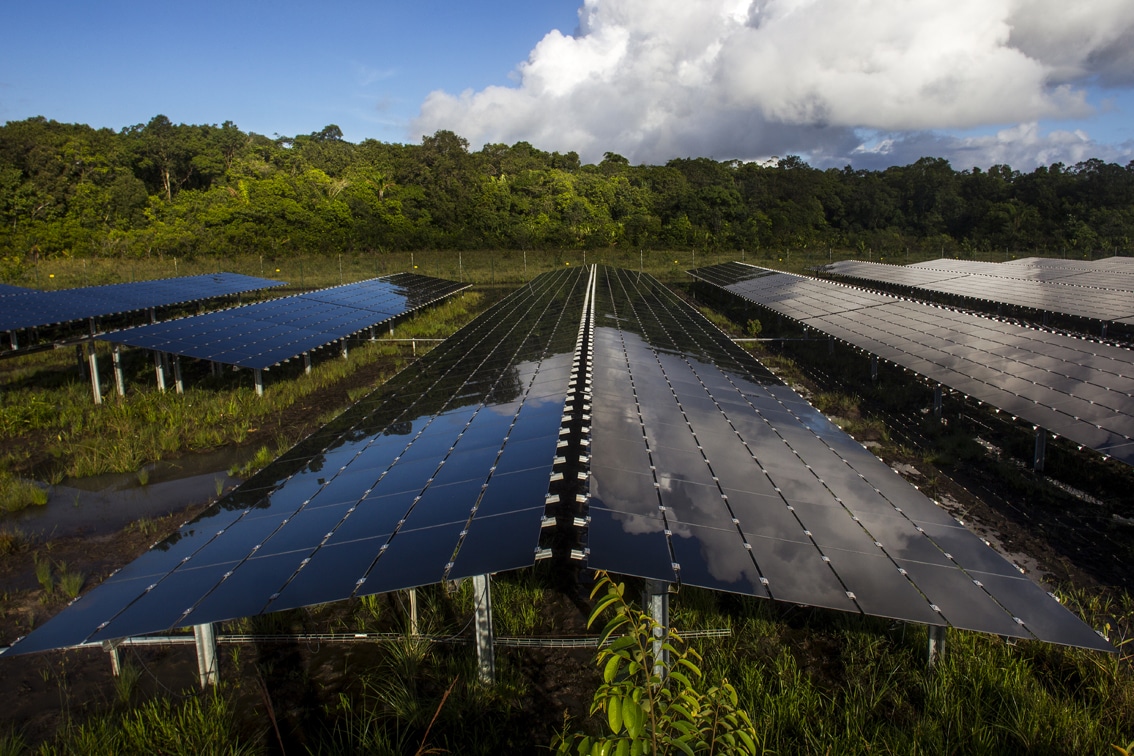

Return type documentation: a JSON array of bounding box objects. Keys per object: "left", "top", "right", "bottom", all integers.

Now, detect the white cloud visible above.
[
  {"left": 412, "top": 0, "right": 1134, "bottom": 167},
  {"left": 846, "top": 123, "right": 1134, "bottom": 171}
]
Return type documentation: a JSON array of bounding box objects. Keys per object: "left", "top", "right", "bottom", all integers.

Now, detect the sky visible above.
[{"left": 3, "top": 0, "right": 1133, "bottom": 171}]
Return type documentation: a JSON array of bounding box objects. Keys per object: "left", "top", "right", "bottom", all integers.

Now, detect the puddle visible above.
[{"left": 3, "top": 446, "right": 256, "bottom": 539}]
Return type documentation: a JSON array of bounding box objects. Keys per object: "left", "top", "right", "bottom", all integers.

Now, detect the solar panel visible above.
[
  {"left": 4, "top": 266, "right": 1112, "bottom": 656},
  {"left": 692, "top": 263, "right": 1134, "bottom": 467},
  {"left": 587, "top": 266, "right": 1110, "bottom": 650},
  {"left": 823, "top": 259, "right": 1134, "bottom": 322},
  {"left": 100, "top": 274, "right": 470, "bottom": 370},
  {"left": 6, "top": 268, "right": 587, "bottom": 654},
  {"left": 0, "top": 283, "right": 29, "bottom": 296},
  {"left": 0, "top": 273, "right": 285, "bottom": 332}
]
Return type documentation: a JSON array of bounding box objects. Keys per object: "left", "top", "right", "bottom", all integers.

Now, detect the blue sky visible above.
[{"left": 3, "top": 0, "right": 1133, "bottom": 170}]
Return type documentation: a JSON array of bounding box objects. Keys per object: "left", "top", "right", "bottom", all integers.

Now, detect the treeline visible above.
[{"left": 2, "top": 115, "right": 1133, "bottom": 265}]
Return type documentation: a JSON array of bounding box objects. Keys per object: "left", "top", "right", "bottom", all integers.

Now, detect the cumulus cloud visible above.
[{"left": 412, "top": 0, "right": 1134, "bottom": 167}]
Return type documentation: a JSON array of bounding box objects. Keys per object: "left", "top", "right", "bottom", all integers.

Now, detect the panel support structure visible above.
[
  {"left": 471, "top": 574, "right": 495, "bottom": 685},
  {"left": 85, "top": 341, "right": 102, "bottom": 405},
  {"left": 644, "top": 580, "right": 670, "bottom": 680},
  {"left": 303, "top": 352, "right": 312, "bottom": 375},
  {"left": 927, "top": 624, "right": 946, "bottom": 668},
  {"left": 407, "top": 588, "right": 419, "bottom": 637},
  {"left": 104, "top": 640, "right": 122, "bottom": 677},
  {"left": 870, "top": 354, "right": 879, "bottom": 382},
  {"left": 1034, "top": 428, "right": 1047, "bottom": 472},
  {"left": 154, "top": 351, "right": 166, "bottom": 393},
  {"left": 193, "top": 623, "right": 219, "bottom": 688},
  {"left": 173, "top": 355, "right": 184, "bottom": 395},
  {"left": 254, "top": 369, "right": 264, "bottom": 397},
  {"left": 933, "top": 384, "right": 943, "bottom": 418},
  {"left": 112, "top": 344, "right": 126, "bottom": 397}
]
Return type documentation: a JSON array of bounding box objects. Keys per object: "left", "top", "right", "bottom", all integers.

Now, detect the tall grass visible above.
[{"left": 38, "top": 689, "right": 262, "bottom": 756}]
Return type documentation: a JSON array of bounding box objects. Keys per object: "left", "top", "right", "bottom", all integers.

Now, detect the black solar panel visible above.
[
  {"left": 7, "top": 268, "right": 587, "bottom": 654},
  {"left": 4, "top": 266, "right": 1112, "bottom": 656},
  {"left": 692, "top": 263, "right": 1134, "bottom": 467},
  {"left": 587, "top": 267, "right": 1110, "bottom": 650},
  {"left": 100, "top": 274, "right": 470, "bottom": 370},
  {"left": 822, "top": 259, "right": 1134, "bottom": 322},
  {"left": 0, "top": 283, "right": 29, "bottom": 296},
  {"left": 0, "top": 273, "right": 285, "bottom": 332}
]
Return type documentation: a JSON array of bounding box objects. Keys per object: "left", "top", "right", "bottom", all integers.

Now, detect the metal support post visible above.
[
  {"left": 85, "top": 341, "right": 102, "bottom": 405},
  {"left": 254, "top": 368, "right": 264, "bottom": 397},
  {"left": 193, "top": 623, "right": 219, "bottom": 688},
  {"left": 828, "top": 335, "right": 834, "bottom": 356},
  {"left": 927, "top": 624, "right": 946, "bottom": 667},
  {"left": 303, "top": 352, "right": 312, "bottom": 375},
  {"left": 408, "top": 588, "right": 419, "bottom": 636},
  {"left": 870, "top": 354, "right": 879, "bottom": 382},
  {"left": 154, "top": 351, "right": 166, "bottom": 392},
  {"left": 104, "top": 640, "right": 123, "bottom": 677},
  {"left": 471, "top": 574, "right": 495, "bottom": 685},
  {"left": 1034, "top": 428, "right": 1047, "bottom": 472},
  {"left": 112, "top": 344, "right": 126, "bottom": 397},
  {"left": 644, "top": 580, "right": 670, "bottom": 680},
  {"left": 933, "top": 384, "right": 943, "bottom": 418},
  {"left": 173, "top": 355, "right": 184, "bottom": 394},
  {"left": 9, "top": 331, "right": 17, "bottom": 350},
  {"left": 341, "top": 340, "right": 348, "bottom": 360}
]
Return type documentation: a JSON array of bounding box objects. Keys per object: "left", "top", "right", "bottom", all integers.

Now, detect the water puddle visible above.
[{"left": 4, "top": 446, "right": 257, "bottom": 539}]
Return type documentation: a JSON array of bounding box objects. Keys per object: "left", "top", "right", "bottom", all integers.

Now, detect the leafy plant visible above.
[{"left": 554, "top": 572, "right": 760, "bottom": 755}]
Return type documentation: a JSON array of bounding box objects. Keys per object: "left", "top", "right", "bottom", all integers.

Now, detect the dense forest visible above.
[{"left": 2, "top": 115, "right": 1133, "bottom": 266}]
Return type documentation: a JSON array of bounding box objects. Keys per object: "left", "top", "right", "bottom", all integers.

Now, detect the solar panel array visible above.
[
  {"left": 822, "top": 259, "right": 1134, "bottom": 323},
  {"left": 4, "top": 266, "right": 1111, "bottom": 656},
  {"left": 0, "top": 284, "right": 28, "bottom": 296},
  {"left": 909, "top": 257, "right": 1134, "bottom": 293},
  {"left": 100, "top": 274, "right": 469, "bottom": 370},
  {"left": 690, "top": 263, "right": 1134, "bottom": 467},
  {"left": 584, "top": 267, "right": 1108, "bottom": 650},
  {"left": 0, "top": 273, "right": 285, "bottom": 332},
  {"left": 7, "top": 268, "right": 586, "bottom": 654}
]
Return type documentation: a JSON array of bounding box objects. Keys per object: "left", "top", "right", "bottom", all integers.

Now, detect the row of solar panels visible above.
[
  {"left": 821, "top": 258, "right": 1134, "bottom": 325},
  {"left": 7, "top": 265, "right": 1111, "bottom": 657},
  {"left": 0, "top": 273, "right": 286, "bottom": 333},
  {"left": 689, "top": 263, "right": 1134, "bottom": 467},
  {"left": 99, "top": 274, "right": 470, "bottom": 371}
]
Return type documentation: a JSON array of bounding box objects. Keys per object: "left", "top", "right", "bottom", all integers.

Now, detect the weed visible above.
[
  {"left": 0, "top": 527, "right": 28, "bottom": 555},
  {"left": 33, "top": 553, "right": 54, "bottom": 594},
  {"left": 0, "top": 471, "right": 48, "bottom": 513},
  {"left": 0, "top": 731, "right": 26, "bottom": 756},
  {"left": 135, "top": 466, "right": 150, "bottom": 486},
  {"left": 113, "top": 663, "right": 142, "bottom": 707},
  {"left": 57, "top": 565, "right": 85, "bottom": 599}
]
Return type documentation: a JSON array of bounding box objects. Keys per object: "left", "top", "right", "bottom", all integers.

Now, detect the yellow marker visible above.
[{"left": 49, "top": 274, "right": 54, "bottom": 278}]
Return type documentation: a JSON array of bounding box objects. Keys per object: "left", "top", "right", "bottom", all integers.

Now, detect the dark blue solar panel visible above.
[
  {"left": 100, "top": 273, "right": 470, "bottom": 370},
  {"left": 0, "top": 273, "right": 284, "bottom": 332}
]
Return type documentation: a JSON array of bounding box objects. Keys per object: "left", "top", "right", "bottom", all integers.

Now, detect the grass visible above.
[
  {"left": 0, "top": 472, "right": 48, "bottom": 512},
  {"left": 10, "top": 568, "right": 1131, "bottom": 754}
]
